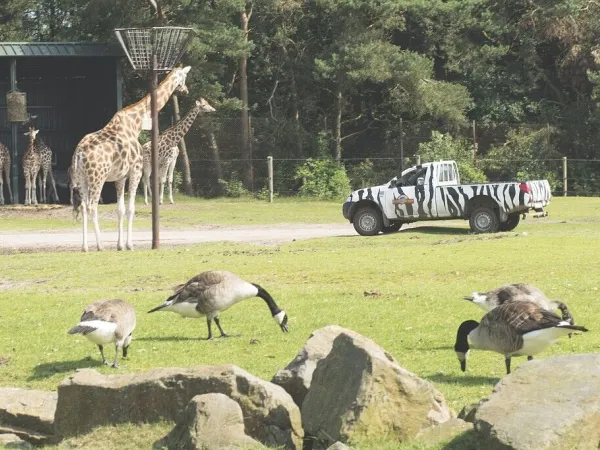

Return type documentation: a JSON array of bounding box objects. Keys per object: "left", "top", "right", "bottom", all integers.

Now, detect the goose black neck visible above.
[
  {"left": 252, "top": 283, "right": 281, "bottom": 316},
  {"left": 454, "top": 320, "right": 479, "bottom": 352}
]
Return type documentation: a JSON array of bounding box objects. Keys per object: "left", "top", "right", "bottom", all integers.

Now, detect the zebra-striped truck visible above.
[{"left": 342, "top": 160, "right": 551, "bottom": 236}]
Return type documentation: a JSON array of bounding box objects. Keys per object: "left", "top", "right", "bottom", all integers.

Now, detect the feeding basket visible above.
[
  {"left": 114, "top": 27, "right": 195, "bottom": 72},
  {"left": 6, "top": 90, "right": 28, "bottom": 122}
]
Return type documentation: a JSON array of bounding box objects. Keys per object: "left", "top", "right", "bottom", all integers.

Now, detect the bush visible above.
[
  {"left": 294, "top": 158, "right": 351, "bottom": 199},
  {"left": 218, "top": 176, "right": 252, "bottom": 198},
  {"left": 418, "top": 131, "right": 487, "bottom": 183}
]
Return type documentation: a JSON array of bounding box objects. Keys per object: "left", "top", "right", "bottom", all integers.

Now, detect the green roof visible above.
[{"left": 0, "top": 42, "right": 123, "bottom": 58}]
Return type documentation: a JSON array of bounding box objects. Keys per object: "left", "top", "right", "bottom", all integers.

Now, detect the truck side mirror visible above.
[{"left": 417, "top": 177, "right": 425, "bottom": 186}]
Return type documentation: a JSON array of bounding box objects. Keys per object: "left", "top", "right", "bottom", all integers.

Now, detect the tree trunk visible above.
[
  {"left": 334, "top": 86, "right": 343, "bottom": 163},
  {"left": 171, "top": 95, "right": 194, "bottom": 196},
  {"left": 280, "top": 44, "right": 302, "bottom": 157},
  {"left": 240, "top": 9, "right": 252, "bottom": 188},
  {"left": 207, "top": 129, "right": 224, "bottom": 196}
]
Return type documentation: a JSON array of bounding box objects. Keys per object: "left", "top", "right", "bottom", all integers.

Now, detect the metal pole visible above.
[
  {"left": 150, "top": 52, "right": 160, "bottom": 249},
  {"left": 267, "top": 156, "right": 273, "bottom": 203},
  {"left": 9, "top": 59, "right": 19, "bottom": 204},
  {"left": 416, "top": 155, "right": 421, "bottom": 166},
  {"left": 563, "top": 156, "right": 567, "bottom": 197},
  {"left": 472, "top": 119, "right": 478, "bottom": 168},
  {"left": 399, "top": 118, "right": 404, "bottom": 173}
]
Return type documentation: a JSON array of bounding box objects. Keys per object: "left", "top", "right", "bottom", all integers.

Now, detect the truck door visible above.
[
  {"left": 412, "top": 164, "right": 436, "bottom": 219},
  {"left": 382, "top": 165, "right": 435, "bottom": 220}
]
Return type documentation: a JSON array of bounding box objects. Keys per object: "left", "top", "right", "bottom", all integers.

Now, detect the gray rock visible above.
[
  {"left": 0, "top": 388, "right": 57, "bottom": 436},
  {"left": 0, "top": 425, "right": 54, "bottom": 446},
  {"left": 326, "top": 442, "right": 351, "bottom": 450},
  {"left": 457, "top": 401, "right": 484, "bottom": 423},
  {"left": 54, "top": 364, "right": 302, "bottom": 449},
  {"left": 301, "top": 330, "right": 453, "bottom": 449},
  {"left": 416, "top": 418, "right": 473, "bottom": 445},
  {"left": 272, "top": 325, "right": 363, "bottom": 408},
  {"left": 474, "top": 353, "right": 600, "bottom": 450},
  {"left": 165, "top": 393, "right": 263, "bottom": 450},
  {"left": 0, "top": 433, "right": 33, "bottom": 449}
]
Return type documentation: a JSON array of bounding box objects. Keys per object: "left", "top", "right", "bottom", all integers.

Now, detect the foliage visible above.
[
  {"left": 294, "top": 158, "right": 351, "bottom": 199},
  {"left": 218, "top": 175, "right": 252, "bottom": 198},
  {"left": 418, "top": 131, "right": 487, "bottom": 183},
  {"left": 482, "top": 127, "right": 561, "bottom": 189},
  {"left": 347, "top": 159, "right": 378, "bottom": 189}
]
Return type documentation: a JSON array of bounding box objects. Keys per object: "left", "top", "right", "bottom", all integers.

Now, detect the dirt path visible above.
[{"left": 0, "top": 223, "right": 356, "bottom": 253}]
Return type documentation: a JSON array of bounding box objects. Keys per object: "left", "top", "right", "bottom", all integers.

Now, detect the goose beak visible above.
[
  {"left": 456, "top": 351, "right": 467, "bottom": 372},
  {"left": 460, "top": 359, "right": 466, "bottom": 372},
  {"left": 463, "top": 296, "right": 473, "bottom": 301},
  {"left": 147, "top": 304, "right": 166, "bottom": 313},
  {"left": 280, "top": 315, "right": 289, "bottom": 333}
]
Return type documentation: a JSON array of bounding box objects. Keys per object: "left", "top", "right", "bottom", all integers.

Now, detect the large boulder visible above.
[
  {"left": 301, "top": 330, "right": 453, "bottom": 449},
  {"left": 54, "top": 364, "right": 302, "bottom": 449},
  {"left": 272, "top": 325, "right": 362, "bottom": 407},
  {"left": 0, "top": 433, "right": 33, "bottom": 449},
  {"left": 0, "top": 388, "right": 57, "bottom": 444},
  {"left": 165, "top": 393, "right": 263, "bottom": 450},
  {"left": 474, "top": 353, "right": 600, "bottom": 450}
]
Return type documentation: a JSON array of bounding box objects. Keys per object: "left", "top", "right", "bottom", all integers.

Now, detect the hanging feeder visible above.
[
  {"left": 6, "top": 90, "right": 28, "bottom": 123},
  {"left": 113, "top": 27, "right": 194, "bottom": 72}
]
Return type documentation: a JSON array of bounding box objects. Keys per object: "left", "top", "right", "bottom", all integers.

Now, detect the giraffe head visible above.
[
  {"left": 24, "top": 126, "right": 39, "bottom": 142},
  {"left": 196, "top": 98, "right": 216, "bottom": 113},
  {"left": 172, "top": 66, "right": 192, "bottom": 95}
]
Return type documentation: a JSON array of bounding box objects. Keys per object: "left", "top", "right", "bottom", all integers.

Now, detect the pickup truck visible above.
[{"left": 342, "top": 160, "right": 551, "bottom": 235}]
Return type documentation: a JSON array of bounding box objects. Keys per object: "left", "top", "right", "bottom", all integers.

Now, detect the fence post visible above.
[
  {"left": 563, "top": 156, "right": 567, "bottom": 197},
  {"left": 267, "top": 156, "right": 274, "bottom": 203}
]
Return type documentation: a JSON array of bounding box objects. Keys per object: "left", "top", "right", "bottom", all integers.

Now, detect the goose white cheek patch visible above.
[{"left": 273, "top": 311, "right": 286, "bottom": 325}]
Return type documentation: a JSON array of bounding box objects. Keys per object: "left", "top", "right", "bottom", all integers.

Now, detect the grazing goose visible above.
[
  {"left": 454, "top": 301, "right": 587, "bottom": 375},
  {"left": 148, "top": 270, "right": 289, "bottom": 340},
  {"left": 464, "top": 283, "right": 574, "bottom": 324},
  {"left": 68, "top": 299, "right": 136, "bottom": 368}
]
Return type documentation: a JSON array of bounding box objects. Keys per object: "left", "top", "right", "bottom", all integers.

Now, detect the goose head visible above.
[
  {"left": 454, "top": 320, "right": 479, "bottom": 372},
  {"left": 273, "top": 310, "right": 289, "bottom": 333}
]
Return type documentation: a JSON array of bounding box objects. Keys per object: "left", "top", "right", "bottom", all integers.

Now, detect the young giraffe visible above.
[
  {"left": 35, "top": 134, "right": 60, "bottom": 204},
  {"left": 22, "top": 127, "right": 42, "bottom": 206},
  {"left": 70, "top": 66, "right": 191, "bottom": 252},
  {"left": 142, "top": 98, "right": 215, "bottom": 205},
  {"left": 0, "top": 143, "right": 13, "bottom": 205}
]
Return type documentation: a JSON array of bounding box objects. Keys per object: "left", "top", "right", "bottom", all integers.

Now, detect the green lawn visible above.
[{"left": 0, "top": 196, "right": 599, "bottom": 449}]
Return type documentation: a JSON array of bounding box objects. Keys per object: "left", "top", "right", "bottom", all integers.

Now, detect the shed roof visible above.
[{"left": 0, "top": 42, "right": 123, "bottom": 58}]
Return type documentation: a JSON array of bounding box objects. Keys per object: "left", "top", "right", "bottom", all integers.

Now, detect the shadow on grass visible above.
[
  {"left": 425, "top": 373, "right": 500, "bottom": 386},
  {"left": 405, "top": 225, "right": 469, "bottom": 235},
  {"left": 442, "top": 430, "right": 480, "bottom": 450},
  {"left": 136, "top": 334, "right": 242, "bottom": 342},
  {"left": 28, "top": 357, "right": 104, "bottom": 380}
]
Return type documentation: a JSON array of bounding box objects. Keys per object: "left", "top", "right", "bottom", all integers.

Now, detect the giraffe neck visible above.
[
  {"left": 117, "top": 70, "right": 180, "bottom": 133},
  {"left": 165, "top": 104, "right": 202, "bottom": 141}
]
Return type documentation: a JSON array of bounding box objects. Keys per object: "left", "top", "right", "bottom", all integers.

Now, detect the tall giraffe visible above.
[
  {"left": 0, "top": 143, "right": 13, "bottom": 205},
  {"left": 71, "top": 66, "right": 191, "bottom": 252},
  {"left": 142, "top": 98, "right": 215, "bottom": 205},
  {"left": 22, "top": 127, "right": 42, "bottom": 206},
  {"left": 35, "top": 134, "right": 60, "bottom": 204}
]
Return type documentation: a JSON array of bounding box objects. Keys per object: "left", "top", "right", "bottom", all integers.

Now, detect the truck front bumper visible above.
[{"left": 342, "top": 201, "right": 353, "bottom": 221}]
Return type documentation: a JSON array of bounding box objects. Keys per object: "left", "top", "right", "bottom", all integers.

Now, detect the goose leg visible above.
[
  {"left": 505, "top": 357, "right": 511, "bottom": 375},
  {"left": 206, "top": 318, "right": 214, "bottom": 340},
  {"left": 214, "top": 317, "right": 228, "bottom": 338},
  {"left": 111, "top": 344, "right": 121, "bottom": 368},
  {"left": 123, "top": 345, "right": 129, "bottom": 358},
  {"left": 98, "top": 345, "right": 108, "bottom": 365}
]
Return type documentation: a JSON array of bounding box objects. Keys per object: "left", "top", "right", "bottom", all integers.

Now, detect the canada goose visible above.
[
  {"left": 464, "top": 283, "right": 574, "bottom": 324},
  {"left": 454, "top": 302, "right": 587, "bottom": 375},
  {"left": 68, "top": 299, "right": 136, "bottom": 368},
  {"left": 147, "top": 270, "right": 289, "bottom": 340}
]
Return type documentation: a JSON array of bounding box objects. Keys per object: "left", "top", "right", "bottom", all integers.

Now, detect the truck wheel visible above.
[
  {"left": 469, "top": 206, "right": 499, "bottom": 233},
  {"left": 382, "top": 223, "right": 402, "bottom": 233},
  {"left": 499, "top": 213, "right": 520, "bottom": 232},
  {"left": 353, "top": 207, "right": 383, "bottom": 236}
]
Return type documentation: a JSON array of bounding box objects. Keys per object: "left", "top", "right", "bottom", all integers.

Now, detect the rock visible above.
[
  {"left": 301, "top": 330, "right": 453, "bottom": 449},
  {"left": 272, "top": 325, "right": 363, "bottom": 407},
  {"left": 0, "top": 433, "right": 33, "bottom": 449},
  {"left": 474, "top": 354, "right": 600, "bottom": 450},
  {"left": 416, "top": 418, "right": 473, "bottom": 445},
  {"left": 54, "top": 364, "right": 302, "bottom": 449},
  {"left": 165, "top": 393, "right": 263, "bottom": 450},
  {"left": 0, "top": 388, "right": 57, "bottom": 436},
  {"left": 326, "top": 442, "right": 351, "bottom": 450},
  {"left": 457, "top": 401, "right": 483, "bottom": 423},
  {"left": 0, "top": 425, "right": 54, "bottom": 446}
]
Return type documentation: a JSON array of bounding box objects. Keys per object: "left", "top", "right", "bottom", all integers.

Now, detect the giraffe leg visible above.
[
  {"left": 41, "top": 172, "right": 47, "bottom": 204},
  {"left": 86, "top": 182, "right": 104, "bottom": 252},
  {"left": 115, "top": 179, "right": 126, "bottom": 251},
  {"left": 126, "top": 162, "right": 143, "bottom": 251},
  {"left": 81, "top": 191, "right": 89, "bottom": 252},
  {"left": 31, "top": 171, "right": 39, "bottom": 205},
  {"left": 24, "top": 173, "right": 30, "bottom": 206},
  {"left": 167, "top": 158, "right": 177, "bottom": 204},
  {"left": 0, "top": 170, "right": 4, "bottom": 205},
  {"left": 159, "top": 163, "right": 168, "bottom": 205},
  {"left": 142, "top": 164, "right": 151, "bottom": 205},
  {"left": 5, "top": 167, "right": 12, "bottom": 204},
  {"left": 48, "top": 170, "right": 59, "bottom": 203}
]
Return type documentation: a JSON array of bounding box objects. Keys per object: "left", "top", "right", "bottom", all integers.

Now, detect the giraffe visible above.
[
  {"left": 35, "top": 134, "right": 60, "bottom": 204},
  {"left": 22, "top": 127, "right": 42, "bottom": 206},
  {"left": 142, "top": 98, "right": 215, "bottom": 205},
  {"left": 0, "top": 143, "right": 13, "bottom": 205},
  {"left": 70, "top": 66, "right": 191, "bottom": 252}
]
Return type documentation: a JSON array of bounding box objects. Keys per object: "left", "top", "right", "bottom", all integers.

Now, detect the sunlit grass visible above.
[{"left": 1, "top": 196, "right": 599, "bottom": 449}]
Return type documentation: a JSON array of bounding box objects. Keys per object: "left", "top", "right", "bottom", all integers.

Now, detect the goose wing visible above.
[
  {"left": 482, "top": 302, "right": 562, "bottom": 335},
  {"left": 173, "top": 271, "right": 232, "bottom": 304}
]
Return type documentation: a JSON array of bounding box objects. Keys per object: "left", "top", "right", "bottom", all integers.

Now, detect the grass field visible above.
[{"left": 1, "top": 196, "right": 599, "bottom": 449}]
